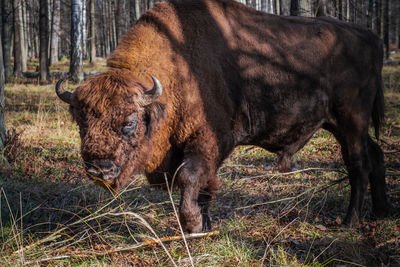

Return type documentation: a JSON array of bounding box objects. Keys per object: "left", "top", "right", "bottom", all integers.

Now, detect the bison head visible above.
[{"left": 56, "top": 70, "right": 164, "bottom": 192}]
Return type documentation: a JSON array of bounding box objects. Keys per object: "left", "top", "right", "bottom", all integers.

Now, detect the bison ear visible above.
[{"left": 144, "top": 102, "right": 166, "bottom": 137}]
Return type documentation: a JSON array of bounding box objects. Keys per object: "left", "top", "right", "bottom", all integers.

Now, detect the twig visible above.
[
  {"left": 241, "top": 167, "right": 345, "bottom": 180},
  {"left": 383, "top": 150, "right": 400, "bottom": 154},
  {"left": 376, "top": 237, "right": 399, "bottom": 248},
  {"left": 260, "top": 218, "right": 299, "bottom": 266},
  {"left": 24, "top": 231, "right": 219, "bottom": 265},
  {"left": 386, "top": 171, "right": 400, "bottom": 176},
  {"left": 108, "top": 211, "right": 177, "bottom": 267},
  {"left": 12, "top": 183, "right": 133, "bottom": 255},
  {"left": 313, "top": 238, "right": 338, "bottom": 263},
  {"left": 236, "top": 176, "right": 347, "bottom": 210},
  {"left": 119, "top": 231, "right": 219, "bottom": 250},
  {"left": 164, "top": 163, "right": 194, "bottom": 267}
]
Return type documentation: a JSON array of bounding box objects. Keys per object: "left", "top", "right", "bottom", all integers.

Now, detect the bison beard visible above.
[{"left": 56, "top": 0, "right": 392, "bottom": 233}]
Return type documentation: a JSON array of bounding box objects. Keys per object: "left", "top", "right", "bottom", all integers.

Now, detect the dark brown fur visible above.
[{"left": 63, "top": 0, "right": 391, "bottom": 232}]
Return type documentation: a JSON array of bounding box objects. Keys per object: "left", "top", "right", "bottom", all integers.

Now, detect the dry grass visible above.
[{"left": 0, "top": 58, "right": 399, "bottom": 266}]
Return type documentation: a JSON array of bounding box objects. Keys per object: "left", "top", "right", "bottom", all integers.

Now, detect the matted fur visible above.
[{"left": 62, "top": 0, "right": 390, "bottom": 232}]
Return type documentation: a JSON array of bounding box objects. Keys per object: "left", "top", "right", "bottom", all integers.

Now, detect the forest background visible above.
[{"left": 0, "top": 0, "right": 399, "bottom": 266}]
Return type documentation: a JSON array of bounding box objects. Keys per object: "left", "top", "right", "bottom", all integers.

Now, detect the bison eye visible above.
[{"left": 121, "top": 114, "right": 138, "bottom": 136}]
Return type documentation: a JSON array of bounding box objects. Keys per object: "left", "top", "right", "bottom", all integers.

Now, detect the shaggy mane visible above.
[{"left": 74, "top": 69, "right": 146, "bottom": 115}]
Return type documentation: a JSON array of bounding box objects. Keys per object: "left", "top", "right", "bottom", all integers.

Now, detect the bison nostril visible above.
[{"left": 85, "top": 160, "right": 120, "bottom": 180}]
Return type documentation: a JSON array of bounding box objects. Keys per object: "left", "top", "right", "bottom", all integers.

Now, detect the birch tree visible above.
[
  {"left": 13, "top": 0, "right": 27, "bottom": 76},
  {"left": 50, "top": 0, "right": 60, "bottom": 65},
  {"left": 70, "top": 0, "right": 83, "bottom": 82}
]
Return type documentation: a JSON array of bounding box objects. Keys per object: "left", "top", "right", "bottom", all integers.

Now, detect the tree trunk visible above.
[
  {"left": 89, "top": 0, "right": 96, "bottom": 62},
  {"left": 148, "top": 0, "right": 154, "bottom": 9},
  {"left": 101, "top": 0, "right": 109, "bottom": 56},
  {"left": 382, "top": 0, "right": 389, "bottom": 59},
  {"left": 21, "top": 0, "right": 28, "bottom": 64},
  {"left": 13, "top": 0, "right": 26, "bottom": 76},
  {"left": 134, "top": 0, "right": 141, "bottom": 21},
  {"left": 1, "top": 0, "right": 13, "bottom": 80},
  {"left": 291, "top": 0, "right": 311, "bottom": 17},
  {"left": 367, "top": 0, "right": 373, "bottom": 30},
  {"left": 375, "top": 0, "right": 381, "bottom": 36},
  {"left": 105, "top": 0, "right": 110, "bottom": 53},
  {"left": 117, "top": 0, "right": 128, "bottom": 43},
  {"left": 50, "top": 0, "right": 60, "bottom": 65},
  {"left": 25, "top": 0, "right": 32, "bottom": 59},
  {"left": 39, "top": 0, "right": 49, "bottom": 81},
  {"left": 0, "top": 35, "right": 7, "bottom": 150},
  {"left": 110, "top": 0, "right": 117, "bottom": 51},
  {"left": 338, "top": 0, "right": 342, "bottom": 20},
  {"left": 396, "top": 0, "right": 400, "bottom": 48},
  {"left": 82, "top": 0, "right": 87, "bottom": 59},
  {"left": 275, "top": 0, "right": 280, "bottom": 15},
  {"left": 280, "top": 0, "right": 290, "bottom": 15},
  {"left": 70, "top": 0, "right": 84, "bottom": 82}
]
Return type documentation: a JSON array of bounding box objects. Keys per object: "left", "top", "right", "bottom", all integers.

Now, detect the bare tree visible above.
[
  {"left": 50, "top": 0, "right": 60, "bottom": 65},
  {"left": 382, "top": 0, "right": 389, "bottom": 59},
  {"left": 280, "top": 0, "right": 291, "bottom": 15},
  {"left": 275, "top": 0, "right": 280, "bottom": 15},
  {"left": 82, "top": 0, "right": 87, "bottom": 59},
  {"left": 70, "top": 0, "right": 83, "bottom": 82},
  {"left": 13, "top": 0, "right": 27, "bottom": 76},
  {"left": 291, "top": 0, "right": 312, "bottom": 16},
  {"left": 134, "top": 0, "right": 141, "bottom": 22},
  {"left": 1, "top": 0, "right": 13, "bottom": 80},
  {"left": 0, "top": 34, "right": 7, "bottom": 149},
  {"left": 22, "top": 0, "right": 28, "bottom": 62},
  {"left": 117, "top": 0, "right": 129, "bottom": 43},
  {"left": 39, "top": 0, "right": 49, "bottom": 81},
  {"left": 89, "top": 0, "right": 95, "bottom": 62},
  {"left": 396, "top": 0, "right": 400, "bottom": 48}
]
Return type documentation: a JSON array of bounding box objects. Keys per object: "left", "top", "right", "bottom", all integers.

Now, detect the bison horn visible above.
[
  {"left": 144, "top": 76, "right": 163, "bottom": 101},
  {"left": 55, "top": 75, "right": 72, "bottom": 104}
]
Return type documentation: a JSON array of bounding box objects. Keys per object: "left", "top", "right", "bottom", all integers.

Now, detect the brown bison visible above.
[{"left": 56, "top": 0, "right": 391, "bottom": 232}]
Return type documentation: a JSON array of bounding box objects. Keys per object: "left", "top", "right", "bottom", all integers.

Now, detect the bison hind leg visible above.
[
  {"left": 277, "top": 152, "right": 293, "bottom": 173},
  {"left": 367, "top": 137, "right": 392, "bottom": 218}
]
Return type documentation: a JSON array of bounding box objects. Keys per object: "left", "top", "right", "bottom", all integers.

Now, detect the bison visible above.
[{"left": 56, "top": 0, "right": 391, "bottom": 233}]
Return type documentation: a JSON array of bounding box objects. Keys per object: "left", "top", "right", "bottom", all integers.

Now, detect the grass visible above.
[{"left": 0, "top": 57, "right": 399, "bottom": 266}]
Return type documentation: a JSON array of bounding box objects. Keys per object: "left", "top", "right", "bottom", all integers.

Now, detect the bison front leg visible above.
[
  {"left": 177, "top": 155, "right": 217, "bottom": 233},
  {"left": 337, "top": 134, "right": 371, "bottom": 227}
]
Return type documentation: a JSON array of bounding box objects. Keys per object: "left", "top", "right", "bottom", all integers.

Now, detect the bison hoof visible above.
[
  {"left": 202, "top": 213, "right": 212, "bottom": 232},
  {"left": 182, "top": 214, "right": 211, "bottom": 233},
  {"left": 180, "top": 213, "right": 203, "bottom": 233},
  {"left": 342, "top": 214, "right": 360, "bottom": 228},
  {"left": 185, "top": 220, "right": 203, "bottom": 233},
  {"left": 373, "top": 203, "right": 394, "bottom": 219}
]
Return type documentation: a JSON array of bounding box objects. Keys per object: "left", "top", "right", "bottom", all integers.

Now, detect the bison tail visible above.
[{"left": 372, "top": 74, "right": 384, "bottom": 140}]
